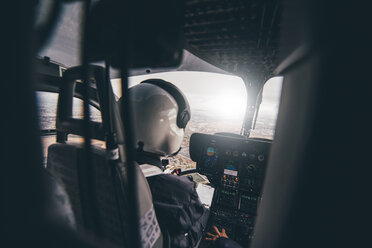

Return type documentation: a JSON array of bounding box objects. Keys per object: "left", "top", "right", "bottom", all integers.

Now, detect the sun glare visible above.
[
  {"left": 112, "top": 71, "right": 248, "bottom": 123},
  {"left": 208, "top": 94, "right": 246, "bottom": 121}
]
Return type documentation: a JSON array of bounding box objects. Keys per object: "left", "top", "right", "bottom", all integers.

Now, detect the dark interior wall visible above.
[
  {"left": 252, "top": 50, "right": 322, "bottom": 248},
  {"left": 0, "top": 1, "right": 46, "bottom": 242},
  {"left": 252, "top": 0, "right": 372, "bottom": 247},
  {"left": 0, "top": 2, "right": 95, "bottom": 247}
]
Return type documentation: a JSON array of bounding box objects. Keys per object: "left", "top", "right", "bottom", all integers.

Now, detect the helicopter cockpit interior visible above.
[{"left": 1, "top": 0, "right": 370, "bottom": 247}]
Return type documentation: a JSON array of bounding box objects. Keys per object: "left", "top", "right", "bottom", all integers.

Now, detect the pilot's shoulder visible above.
[
  {"left": 158, "top": 173, "right": 195, "bottom": 187},
  {"left": 148, "top": 173, "right": 196, "bottom": 199}
]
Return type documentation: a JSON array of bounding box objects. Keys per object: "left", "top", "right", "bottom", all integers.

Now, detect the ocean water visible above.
[
  {"left": 37, "top": 92, "right": 58, "bottom": 130},
  {"left": 37, "top": 92, "right": 102, "bottom": 130}
]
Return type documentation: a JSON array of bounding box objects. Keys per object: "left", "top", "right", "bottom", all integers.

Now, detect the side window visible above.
[
  {"left": 37, "top": 92, "right": 58, "bottom": 166},
  {"left": 36, "top": 91, "right": 103, "bottom": 166},
  {"left": 250, "top": 77, "right": 283, "bottom": 140},
  {"left": 37, "top": 91, "right": 58, "bottom": 131},
  {"left": 71, "top": 97, "right": 102, "bottom": 122},
  {"left": 68, "top": 98, "right": 105, "bottom": 148}
]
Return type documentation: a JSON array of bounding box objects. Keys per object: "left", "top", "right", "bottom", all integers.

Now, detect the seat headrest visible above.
[{"left": 56, "top": 65, "right": 107, "bottom": 142}]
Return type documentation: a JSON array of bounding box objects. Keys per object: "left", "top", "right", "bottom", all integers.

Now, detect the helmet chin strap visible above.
[
  {"left": 168, "top": 146, "right": 182, "bottom": 157},
  {"left": 136, "top": 141, "right": 183, "bottom": 172}
]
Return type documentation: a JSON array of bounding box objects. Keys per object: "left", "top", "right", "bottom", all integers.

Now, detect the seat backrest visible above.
[
  {"left": 47, "top": 143, "right": 129, "bottom": 246},
  {"left": 47, "top": 65, "right": 163, "bottom": 247},
  {"left": 48, "top": 143, "right": 164, "bottom": 247}
]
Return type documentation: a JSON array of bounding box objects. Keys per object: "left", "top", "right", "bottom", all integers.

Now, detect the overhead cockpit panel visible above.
[{"left": 184, "top": 0, "right": 282, "bottom": 84}]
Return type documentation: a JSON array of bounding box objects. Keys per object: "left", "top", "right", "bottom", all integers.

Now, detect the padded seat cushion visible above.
[{"left": 47, "top": 143, "right": 128, "bottom": 246}]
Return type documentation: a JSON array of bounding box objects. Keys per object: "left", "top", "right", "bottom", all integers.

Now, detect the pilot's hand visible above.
[
  {"left": 171, "top": 168, "right": 181, "bottom": 176},
  {"left": 205, "top": 225, "right": 229, "bottom": 241}
]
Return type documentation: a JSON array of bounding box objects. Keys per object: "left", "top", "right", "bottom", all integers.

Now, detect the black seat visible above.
[
  {"left": 47, "top": 65, "right": 163, "bottom": 247},
  {"left": 47, "top": 143, "right": 128, "bottom": 245}
]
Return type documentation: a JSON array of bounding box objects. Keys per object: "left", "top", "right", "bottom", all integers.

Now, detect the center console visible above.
[{"left": 189, "top": 133, "right": 271, "bottom": 247}]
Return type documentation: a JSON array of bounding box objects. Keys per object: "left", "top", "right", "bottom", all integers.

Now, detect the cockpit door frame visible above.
[{"left": 241, "top": 76, "right": 266, "bottom": 137}]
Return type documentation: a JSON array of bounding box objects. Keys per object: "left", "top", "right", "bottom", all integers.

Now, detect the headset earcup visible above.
[
  {"left": 178, "top": 110, "right": 190, "bottom": 128},
  {"left": 141, "top": 79, "right": 191, "bottom": 129}
]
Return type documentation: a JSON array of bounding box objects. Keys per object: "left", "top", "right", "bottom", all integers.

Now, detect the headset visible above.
[{"left": 141, "top": 79, "right": 191, "bottom": 129}]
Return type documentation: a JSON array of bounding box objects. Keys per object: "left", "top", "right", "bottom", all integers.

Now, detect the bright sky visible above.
[
  {"left": 259, "top": 77, "right": 283, "bottom": 115},
  {"left": 112, "top": 72, "right": 283, "bottom": 123},
  {"left": 112, "top": 71, "right": 247, "bottom": 121}
]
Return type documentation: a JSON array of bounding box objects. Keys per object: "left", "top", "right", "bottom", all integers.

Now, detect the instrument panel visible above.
[{"left": 189, "top": 133, "right": 271, "bottom": 247}]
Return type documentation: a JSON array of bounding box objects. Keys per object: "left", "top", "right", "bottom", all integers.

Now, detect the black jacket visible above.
[
  {"left": 215, "top": 238, "right": 243, "bottom": 248},
  {"left": 138, "top": 155, "right": 209, "bottom": 248}
]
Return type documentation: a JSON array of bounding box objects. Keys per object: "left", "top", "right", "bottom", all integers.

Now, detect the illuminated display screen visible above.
[
  {"left": 225, "top": 165, "right": 236, "bottom": 171},
  {"left": 206, "top": 147, "right": 215, "bottom": 156},
  {"left": 202, "top": 146, "right": 219, "bottom": 170},
  {"left": 224, "top": 169, "right": 238, "bottom": 176}
]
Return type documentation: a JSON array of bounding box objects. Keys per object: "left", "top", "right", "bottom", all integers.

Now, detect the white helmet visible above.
[{"left": 121, "top": 79, "right": 191, "bottom": 156}]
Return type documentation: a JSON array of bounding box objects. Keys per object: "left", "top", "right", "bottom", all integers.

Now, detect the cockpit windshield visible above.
[
  {"left": 111, "top": 71, "right": 246, "bottom": 171},
  {"left": 112, "top": 72, "right": 283, "bottom": 171}
]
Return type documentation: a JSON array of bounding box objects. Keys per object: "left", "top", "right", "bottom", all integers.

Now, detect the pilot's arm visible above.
[{"left": 205, "top": 226, "right": 243, "bottom": 248}]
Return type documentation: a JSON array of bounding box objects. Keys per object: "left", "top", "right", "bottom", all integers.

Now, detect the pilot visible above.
[{"left": 119, "top": 79, "right": 209, "bottom": 248}]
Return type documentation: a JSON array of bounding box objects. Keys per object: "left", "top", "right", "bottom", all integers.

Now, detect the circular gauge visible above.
[
  {"left": 247, "top": 164, "right": 257, "bottom": 174},
  {"left": 258, "top": 154, "right": 265, "bottom": 162}
]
